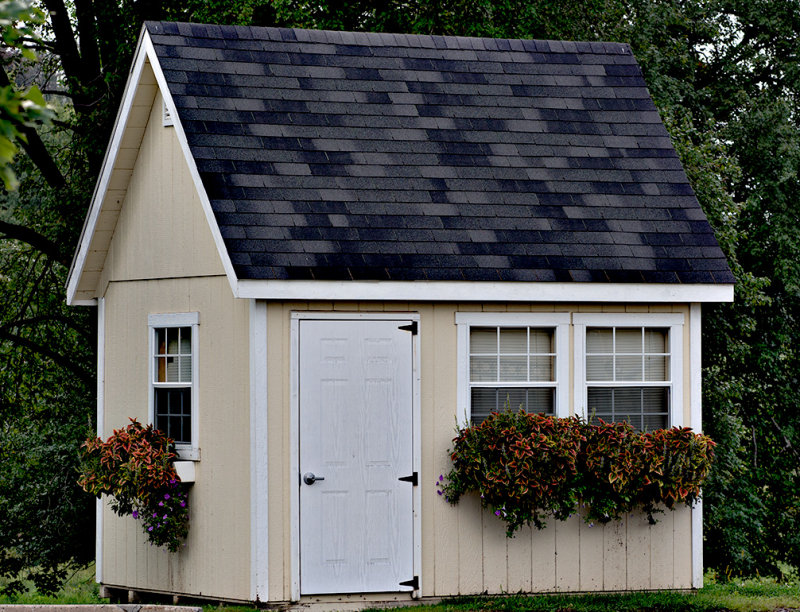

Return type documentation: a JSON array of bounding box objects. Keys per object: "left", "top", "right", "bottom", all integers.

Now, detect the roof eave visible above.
[{"left": 235, "top": 279, "right": 735, "bottom": 303}]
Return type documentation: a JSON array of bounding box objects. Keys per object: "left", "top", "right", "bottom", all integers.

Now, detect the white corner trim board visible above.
[
  {"left": 95, "top": 297, "right": 105, "bottom": 584},
  {"left": 236, "top": 280, "right": 734, "bottom": 303},
  {"left": 690, "top": 303, "right": 704, "bottom": 588},
  {"left": 249, "top": 300, "right": 269, "bottom": 602}
]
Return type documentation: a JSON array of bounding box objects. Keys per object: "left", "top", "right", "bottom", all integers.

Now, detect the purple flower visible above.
[
  {"left": 169, "top": 479, "right": 177, "bottom": 485},
  {"left": 438, "top": 474, "right": 444, "bottom": 482},
  {"left": 148, "top": 526, "right": 153, "bottom": 532},
  {"left": 152, "top": 512, "right": 158, "bottom": 518},
  {"left": 163, "top": 514, "right": 168, "bottom": 519},
  {"left": 158, "top": 501, "right": 164, "bottom": 507},
  {"left": 180, "top": 501, "right": 186, "bottom": 508},
  {"left": 132, "top": 510, "right": 139, "bottom": 519},
  {"left": 437, "top": 490, "right": 443, "bottom": 496},
  {"left": 495, "top": 510, "right": 501, "bottom": 517}
]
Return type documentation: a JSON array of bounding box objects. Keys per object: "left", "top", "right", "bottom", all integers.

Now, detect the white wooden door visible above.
[{"left": 298, "top": 319, "right": 415, "bottom": 595}]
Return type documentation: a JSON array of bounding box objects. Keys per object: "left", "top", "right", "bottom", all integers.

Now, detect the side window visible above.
[
  {"left": 456, "top": 313, "right": 570, "bottom": 426},
  {"left": 575, "top": 314, "right": 683, "bottom": 432},
  {"left": 148, "top": 313, "right": 198, "bottom": 457}
]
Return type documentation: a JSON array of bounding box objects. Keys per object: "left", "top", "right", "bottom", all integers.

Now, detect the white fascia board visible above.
[
  {"left": 236, "top": 280, "right": 734, "bottom": 303},
  {"left": 65, "top": 26, "right": 150, "bottom": 306},
  {"left": 143, "top": 32, "right": 239, "bottom": 296},
  {"left": 66, "top": 28, "right": 240, "bottom": 305}
]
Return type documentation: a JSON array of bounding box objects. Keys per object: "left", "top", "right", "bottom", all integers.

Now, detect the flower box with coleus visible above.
[
  {"left": 437, "top": 410, "right": 715, "bottom": 537},
  {"left": 78, "top": 419, "right": 189, "bottom": 551}
]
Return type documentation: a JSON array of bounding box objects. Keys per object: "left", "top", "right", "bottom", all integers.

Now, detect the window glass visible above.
[
  {"left": 152, "top": 325, "right": 193, "bottom": 444},
  {"left": 469, "top": 326, "right": 556, "bottom": 424},
  {"left": 586, "top": 326, "right": 670, "bottom": 431}
]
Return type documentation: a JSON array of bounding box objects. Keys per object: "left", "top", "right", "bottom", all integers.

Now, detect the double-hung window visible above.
[
  {"left": 574, "top": 313, "right": 683, "bottom": 431},
  {"left": 456, "top": 313, "right": 570, "bottom": 425},
  {"left": 148, "top": 312, "right": 199, "bottom": 458}
]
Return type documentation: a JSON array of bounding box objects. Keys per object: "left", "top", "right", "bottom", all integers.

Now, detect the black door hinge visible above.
[
  {"left": 399, "top": 575, "right": 419, "bottom": 590},
  {"left": 398, "top": 472, "right": 418, "bottom": 486},
  {"left": 398, "top": 321, "right": 418, "bottom": 335}
]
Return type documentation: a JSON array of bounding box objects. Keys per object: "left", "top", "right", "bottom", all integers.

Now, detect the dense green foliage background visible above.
[{"left": 1, "top": 0, "right": 799, "bottom": 592}]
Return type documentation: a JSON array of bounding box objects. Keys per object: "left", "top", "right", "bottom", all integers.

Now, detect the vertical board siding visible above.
[
  {"left": 99, "top": 89, "right": 249, "bottom": 601},
  {"left": 100, "top": 91, "right": 224, "bottom": 293},
  {"left": 103, "top": 277, "right": 250, "bottom": 600},
  {"left": 266, "top": 302, "right": 695, "bottom": 601}
]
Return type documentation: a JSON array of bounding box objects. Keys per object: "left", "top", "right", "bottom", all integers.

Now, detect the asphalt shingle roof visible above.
[{"left": 146, "top": 21, "right": 734, "bottom": 284}]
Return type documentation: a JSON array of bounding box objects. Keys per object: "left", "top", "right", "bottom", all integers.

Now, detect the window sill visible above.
[
  {"left": 175, "top": 446, "right": 200, "bottom": 461},
  {"left": 174, "top": 460, "right": 196, "bottom": 483}
]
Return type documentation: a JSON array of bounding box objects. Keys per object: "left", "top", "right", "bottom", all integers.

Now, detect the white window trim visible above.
[
  {"left": 455, "top": 312, "right": 571, "bottom": 425},
  {"left": 573, "top": 312, "right": 684, "bottom": 428},
  {"left": 148, "top": 312, "right": 200, "bottom": 460}
]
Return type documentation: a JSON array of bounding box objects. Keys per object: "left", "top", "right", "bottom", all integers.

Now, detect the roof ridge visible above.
[{"left": 144, "top": 20, "right": 631, "bottom": 55}]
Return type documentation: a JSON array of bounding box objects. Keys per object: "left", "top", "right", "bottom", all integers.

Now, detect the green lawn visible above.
[
  {"left": 365, "top": 577, "right": 800, "bottom": 612},
  {"left": 1, "top": 570, "right": 798, "bottom": 611}
]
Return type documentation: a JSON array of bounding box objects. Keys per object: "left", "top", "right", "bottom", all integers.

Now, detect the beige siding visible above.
[
  {"left": 266, "top": 302, "right": 695, "bottom": 601},
  {"left": 99, "top": 91, "right": 250, "bottom": 601},
  {"left": 98, "top": 90, "right": 225, "bottom": 292},
  {"left": 102, "top": 277, "right": 250, "bottom": 600}
]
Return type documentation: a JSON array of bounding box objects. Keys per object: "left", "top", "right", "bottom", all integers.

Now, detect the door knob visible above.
[{"left": 303, "top": 472, "right": 325, "bottom": 485}]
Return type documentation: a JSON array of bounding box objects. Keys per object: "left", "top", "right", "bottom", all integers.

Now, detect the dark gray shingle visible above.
[{"left": 145, "top": 21, "right": 734, "bottom": 285}]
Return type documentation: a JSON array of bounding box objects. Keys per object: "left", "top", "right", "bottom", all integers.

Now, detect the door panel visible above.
[{"left": 299, "top": 319, "right": 414, "bottom": 595}]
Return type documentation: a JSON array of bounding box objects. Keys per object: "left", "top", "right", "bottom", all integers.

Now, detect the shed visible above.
[{"left": 67, "top": 21, "right": 734, "bottom": 606}]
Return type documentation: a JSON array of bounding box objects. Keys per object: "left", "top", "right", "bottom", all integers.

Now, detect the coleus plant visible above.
[
  {"left": 438, "top": 411, "right": 715, "bottom": 536},
  {"left": 79, "top": 419, "right": 189, "bottom": 551}
]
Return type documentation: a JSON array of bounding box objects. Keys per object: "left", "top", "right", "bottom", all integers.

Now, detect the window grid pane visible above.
[
  {"left": 153, "top": 325, "right": 193, "bottom": 444},
  {"left": 154, "top": 326, "right": 192, "bottom": 383},
  {"left": 471, "top": 387, "right": 555, "bottom": 424},
  {"left": 154, "top": 387, "right": 191, "bottom": 444},
  {"left": 469, "top": 326, "right": 557, "bottom": 425},
  {"left": 586, "top": 326, "right": 670, "bottom": 431}
]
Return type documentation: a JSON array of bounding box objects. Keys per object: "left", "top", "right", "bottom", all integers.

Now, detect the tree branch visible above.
[
  {"left": 74, "top": 0, "right": 101, "bottom": 85},
  {"left": 0, "top": 220, "right": 69, "bottom": 267},
  {"left": 0, "top": 329, "right": 93, "bottom": 387},
  {"left": 0, "top": 314, "right": 93, "bottom": 342},
  {"left": 41, "top": 0, "right": 84, "bottom": 86}
]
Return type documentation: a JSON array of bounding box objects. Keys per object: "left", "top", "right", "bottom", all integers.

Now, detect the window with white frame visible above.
[
  {"left": 148, "top": 313, "right": 198, "bottom": 455},
  {"left": 574, "top": 313, "right": 683, "bottom": 432},
  {"left": 456, "top": 313, "right": 570, "bottom": 425}
]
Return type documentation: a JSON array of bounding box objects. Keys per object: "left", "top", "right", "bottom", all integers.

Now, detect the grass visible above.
[
  {"left": 1, "top": 570, "right": 798, "bottom": 611},
  {"left": 0, "top": 564, "right": 105, "bottom": 605},
  {"left": 362, "top": 576, "right": 800, "bottom": 612}
]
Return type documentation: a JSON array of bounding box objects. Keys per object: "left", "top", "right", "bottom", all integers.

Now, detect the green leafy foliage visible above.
[
  {"left": 0, "top": 1, "right": 53, "bottom": 190},
  {"left": 78, "top": 420, "right": 189, "bottom": 553},
  {"left": 438, "top": 411, "right": 715, "bottom": 536}
]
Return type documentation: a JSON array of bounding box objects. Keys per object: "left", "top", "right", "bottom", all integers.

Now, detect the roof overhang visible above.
[
  {"left": 235, "top": 279, "right": 734, "bottom": 303},
  {"left": 65, "top": 26, "right": 237, "bottom": 306}
]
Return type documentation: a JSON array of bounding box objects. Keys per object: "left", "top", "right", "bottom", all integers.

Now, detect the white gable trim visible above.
[
  {"left": 66, "top": 27, "right": 238, "bottom": 305},
  {"left": 236, "top": 280, "right": 734, "bottom": 303}
]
